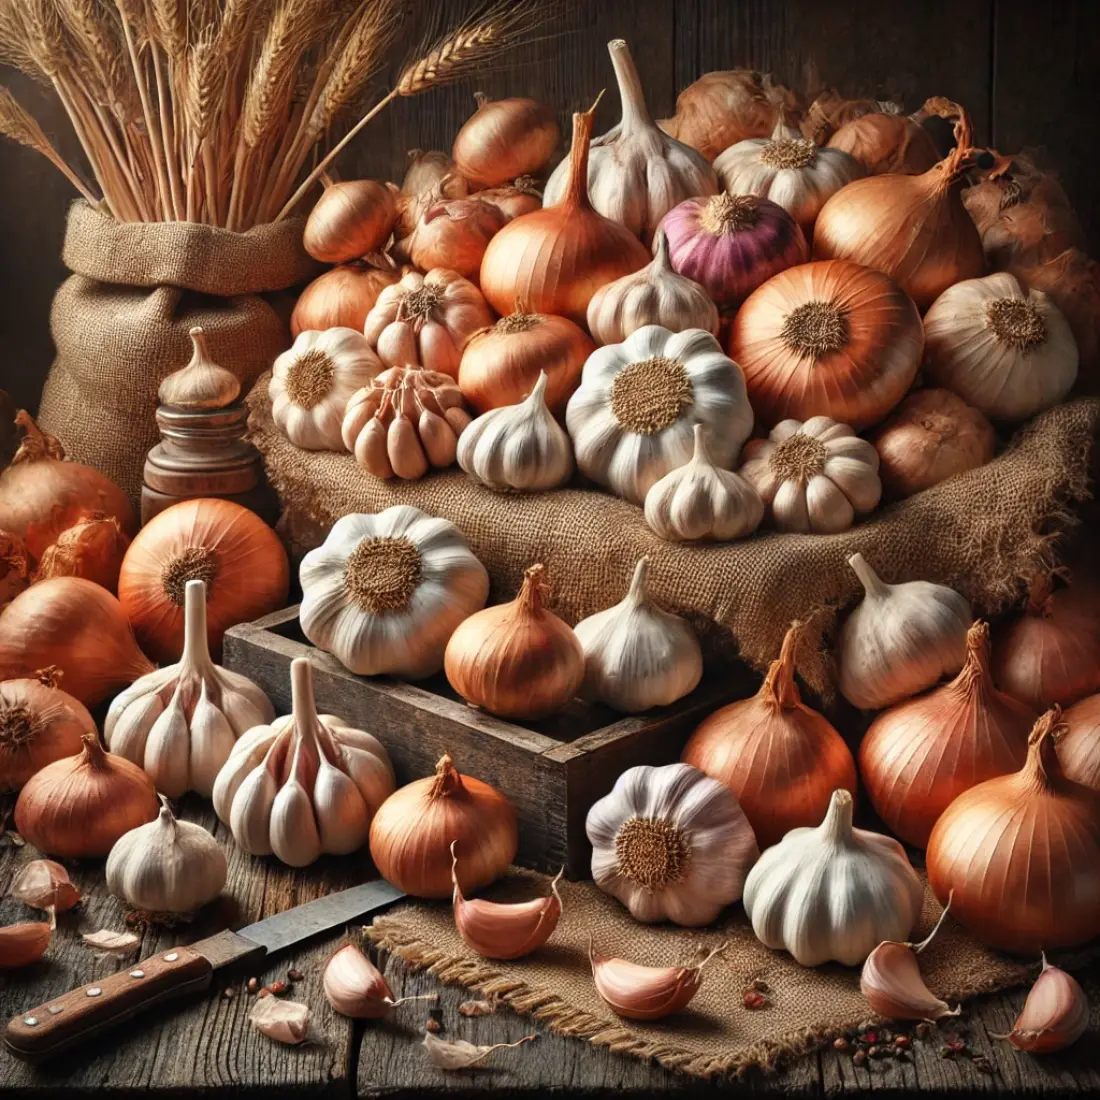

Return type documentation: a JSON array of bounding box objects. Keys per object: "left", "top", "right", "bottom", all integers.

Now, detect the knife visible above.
[{"left": 4, "top": 878, "right": 405, "bottom": 1061}]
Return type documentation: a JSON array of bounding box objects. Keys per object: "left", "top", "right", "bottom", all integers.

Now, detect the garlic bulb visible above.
[
  {"left": 106, "top": 798, "right": 227, "bottom": 913},
  {"left": 586, "top": 231, "right": 719, "bottom": 345},
  {"left": 158, "top": 328, "right": 240, "bottom": 409},
  {"left": 543, "top": 40, "right": 718, "bottom": 242},
  {"left": 587, "top": 763, "right": 758, "bottom": 926},
  {"left": 299, "top": 507, "right": 489, "bottom": 679},
  {"left": 456, "top": 372, "right": 573, "bottom": 493},
  {"left": 269, "top": 328, "right": 382, "bottom": 450},
  {"left": 566, "top": 325, "right": 754, "bottom": 506},
  {"left": 738, "top": 417, "right": 882, "bottom": 534},
  {"left": 644, "top": 424, "right": 764, "bottom": 542},
  {"left": 838, "top": 553, "right": 972, "bottom": 710},
  {"left": 212, "top": 658, "right": 395, "bottom": 867},
  {"left": 574, "top": 558, "right": 703, "bottom": 713},
  {"left": 743, "top": 789, "right": 923, "bottom": 966},
  {"left": 923, "top": 272, "right": 1078, "bottom": 420},
  {"left": 106, "top": 580, "right": 274, "bottom": 799}
]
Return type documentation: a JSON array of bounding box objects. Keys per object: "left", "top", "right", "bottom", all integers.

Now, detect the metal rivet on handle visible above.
[
  {"left": 47, "top": 1005, "right": 63, "bottom": 1015},
  {"left": 22, "top": 1017, "right": 38, "bottom": 1027},
  {"left": 130, "top": 970, "right": 145, "bottom": 979},
  {"left": 86, "top": 987, "right": 102, "bottom": 998},
  {"left": 164, "top": 952, "right": 179, "bottom": 962}
]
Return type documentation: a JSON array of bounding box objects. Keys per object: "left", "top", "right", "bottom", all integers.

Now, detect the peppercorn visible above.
[
  {"left": 833, "top": 1037, "right": 849, "bottom": 1051},
  {"left": 268, "top": 980, "right": 288, "bottom": 996}
]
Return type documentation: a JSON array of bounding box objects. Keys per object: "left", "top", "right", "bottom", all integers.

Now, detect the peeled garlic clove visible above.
[
  {"left": 860, "top": 936, "right": 960, "bottom": 1021},
  {"left": 996, "top": 955, "right": 1089, "bottom": 1053},
  {"left": 325, "top": 942, "right": 393, "bottom": 1019},
  {"left": 10, "top": 859, "right": 81, "bottom": 913},
  {"left": 0, "top": 922, "right": 51, "bottom": 968},
  {"left": 249, "top": 995, "right": 311, "bottom": 1044},
  {"left": 589, "top": 940, "right": 722, "bottom": 1020}
]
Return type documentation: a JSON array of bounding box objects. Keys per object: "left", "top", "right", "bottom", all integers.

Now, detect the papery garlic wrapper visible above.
[{"left": 249, "top": 995, "right": 311, "bottom": 1045}]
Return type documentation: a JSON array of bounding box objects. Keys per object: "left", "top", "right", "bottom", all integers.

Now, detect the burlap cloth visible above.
[
  {"left": 38, "top": 201, "right": 318, "bottom": 507},
  {"left": 247, "top": 379, "right": 1100, "bottom": 696}
]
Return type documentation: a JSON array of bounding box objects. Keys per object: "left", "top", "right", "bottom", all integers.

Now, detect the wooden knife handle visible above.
[{"left": 4, "top": 945, "right": 213, "bottom": 1061}]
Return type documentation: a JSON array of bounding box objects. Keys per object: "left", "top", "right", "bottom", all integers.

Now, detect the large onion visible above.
[
  {"left": 452, "top": 94, "right": 559, "bottom": 189},
  {"left": 291, "top": 262, "right": 400, "bottom": 337}
]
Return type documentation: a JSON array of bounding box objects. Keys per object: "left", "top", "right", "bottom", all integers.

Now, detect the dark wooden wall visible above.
[{"left": 2, "top": 0, "right": 1098, "bottom": 413}]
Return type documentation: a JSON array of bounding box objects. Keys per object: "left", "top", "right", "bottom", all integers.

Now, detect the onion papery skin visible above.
[
  {"left": 657, "top": 194, "right": 807, "bottom": 309},
  {"left": 860, "top": 622, "right": 1036, "bottom": 848},
  {"left": 681, "top": 622, "right": 857, "bottom": 848},
  {"left": 926, "top": 711, "right": 1100, "bottom": 953},
  {"left": 827, "top": 114, "right": 939, "bottom": 176},
  {"left": 728, "top": 260, "right": 924, "bottom": 430},
  {"left": 0, "top": 675, "right": 96, "bottom": 790},
  {"left": 291, "top": 264, "right": 400, "bottom": 338},
  {"left": 1059, "top": 694, "right": 1100, "bottom": 790}
]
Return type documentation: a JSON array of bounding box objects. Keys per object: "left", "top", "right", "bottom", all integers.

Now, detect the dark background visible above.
[{"left": 2, "top": 0, "right": 1098, "bottom": 413}]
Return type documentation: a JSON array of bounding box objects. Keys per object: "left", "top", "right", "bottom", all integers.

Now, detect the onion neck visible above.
[
  {"left": 516, "top": 563, "right": 550, "bottom": 615},
  {"left": 947, "top": 620, "right": 993, "bottom": 699},
  {"left": 651, "top": 230, "right": 672, "bottom": 272},
  {"left": 1025, "top": 571, "right": 1055, "bottom": 618},
  {"left": 429, "top": 753, "right": 464, "bottom": 801},
  {"left": 563, "top": 108, "right": 596, "bottom": 211},
  {"left": 820, "top": 788, "right": 855, "bottom": 843},
  {"left": 848, "top": 552, "right": 890, "bottom": 600},
  {"left": 81, "top": 733, "right": 109, "bottom": 771},
  {"left": 11, "top": 410, "right": 65, "bottom": 465},
  {"left": 608, "top": 39, "right": 652, "bottom": 133},
  {"left": 760, "top": 620, "right": 804, "bottom": 710},
  {"left": 1022, "top": 707, "right": 1068, "bottom": 792}
]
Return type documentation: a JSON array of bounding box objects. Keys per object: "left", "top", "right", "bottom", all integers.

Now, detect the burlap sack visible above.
[
  {"left": 38, "top": 201, "right": 318, "bottom": 506},
  {"left": 247, "top": 380, "right": 1100, "bottom": 697}
]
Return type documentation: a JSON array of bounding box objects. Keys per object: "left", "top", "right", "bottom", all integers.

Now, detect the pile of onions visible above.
[
  {"left": 403, "top": 197, "right": 507, "bottom": 280},
  {"left": 458, "top": 310, "right": 593, "bottom": 415},
  {"left": 927, "top": 708, "right": 1100, "bottom": 953},
  {"left": 451, "top": 94, "right": 559, "bottom": 188},
  {"left": 870, "top": 389, "right": 996, "bottom": 498},
  {"left": 657, "top": 193, "right": 807, "bottom": 309},
  {"left": 118, "top": 498, "right": 289, "bottom": 663},
  {"left": 993, "top": 573, "right": 1100, "bottom": 709},
  {"left": 291, "top": 261, "right": 401, "bottom": 337},
  {"left": 860, "top": 621, "right": 1036, "bottom": 847},
  {"left": 0, "top": 578, "right": 154, "bottom": 706},
  {"left": 35, "top": 513, "right": 130, "bottom": 592},
  {"left": 302, "top": 178, "right": 397, "bottom": 264},
  {"left": 681, "top": 620, "right": 857, "bottom": 848},
  {"left": 827, "top": 103, "right": 940, "bottom": 176},
  {"left": 813, "top": 100, "right": 986, "bottom": 310},
  {"left": 728, "top": 259, "right": 924, "bottom": 429},
  {"left": 479, "top": 104, "right": 650, "bottom": 327},
  {"left": 1060, "top": 693, "right": 1100, "bottom": 790}
]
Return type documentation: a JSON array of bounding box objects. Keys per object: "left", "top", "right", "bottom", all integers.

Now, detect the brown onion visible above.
[
  {"left": 458, "top": 310, "right": 593, "bottom": 415},
  {"left": 0, "top": 578, "right": 154, "bottom": 706},
  {"left": 291, "top": 261, "right": 400, "bottom": 337},
  {"left": 452, "top": 94, "right": 559, "bottom": 189},
  {"left": 870, "top": 389, "right": 995, "bottom": 498},
  {"left": 1059, "top": 693, "right": 1100, "bottom": 790},
  {"left": 479, "top": 105, "right": 650, "bottom": 328},
  {"left": 993, "top": 573, "right": 1100, "bottom": 709},
  {"left": 36, "top": 514, "right": 129, "bottom": 592},
  {"left": 0, "top": 528, "right": 29, "bottom": 607},
  {"left": 395, "top": 170, "right": 469, "bottom": 242},
  {"left": 827, "top": 111, "right": 939, "bottom": 176},
  {"left": 681, "top": 620, "right": 857, "bottom": 848},
  {"left": 801, "top": 90, "right": 896, "bottom": 143},
  {"left": 303, "top": 178, "right": 397, "bottom": 264},
  {"left": 405, "top": 198, "right": 507, "bottom": 281},
  {"left": 860, "top": 621, "right": 1036, "bottom": 847},
  {"left": 813, "top": 100, "right": 985, "bottom": 310},
  {"left": 927, "top": 708, "right": 1100, "bottom": 953},
  {"left": 728, "top": 259, "right": 923, "bottom": 429},
  {"left": 476, "top": 177, "right": 543, "bottom": 220},
  {"left": 401, "top": 149, "right": 465, "bottom": 198}
]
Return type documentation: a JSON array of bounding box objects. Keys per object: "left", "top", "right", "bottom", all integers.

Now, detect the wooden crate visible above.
[{"left": 223, "top": 607, "right": 753, "bottom": 878}]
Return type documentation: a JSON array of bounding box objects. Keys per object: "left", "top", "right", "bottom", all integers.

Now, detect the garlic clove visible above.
[
  {"left": 270, "top": 776, "right": 323, "bottom": 868},
  {"left": 105, "top": 689, "right": 166, "bottom": 768},
  {"left": 589, "top": 940, "right": 722, "bottom": 1020},
  {"left": 212, "top": 724, "right": 280, "bottom": 825},
  {"left": 312, "top": 756, "right": 371, "bottom": 855},
  {"left": 323, "top": 941, "right": 395, "bottom": 1019},
  {"left": 860, "top": 939, "right": 959, "bottom": 1021},
  {"left": 142, "top": 687, "right": 192, "bottom": 800},
  {"left": 995, "top": 955, "right": 1089, "bottom": 1053},
  {"left": 10, "top": 859, "right": 81, "bottom": 914},
  {"left": 418, "top": 409, "right": 458, "bottom": 468},
  {"left": 216, "top": 669, "right": 276, "bottom": 733},
  {"left": 189, "top": 683, "right": 238, "bottom": 798},
  {"left": 228, "top": 760, "right": 279, "bottom": 857},
  {"left": 0, "top": 922, "right": 52, "bottom": 968}
]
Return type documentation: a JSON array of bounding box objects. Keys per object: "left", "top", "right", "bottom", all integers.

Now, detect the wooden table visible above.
[{"left": 2, "top": 802, "right": 1097, "bottom": 1098}]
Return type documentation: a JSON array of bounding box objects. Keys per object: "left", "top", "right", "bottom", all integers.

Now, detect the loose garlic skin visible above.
[
  {"left": 838, "top": 554, "right": 972, "bottom": 710},
  {"left": 574, "top": 559, "right": 702, "bottom": 714},
  {"left": 586, "top": 762, "right": 759, "bottom": 926},
  {"left": 644, "top": 424, "right": 764, "bottom": 542},
  {"left": 743, "top": 789, "right": 923, "bottom": 967},
  {"left": 457, "top": 372, "right": 574, "bottom": 493},
  {"left": 106, "top": 580, "right": 274, "bottom": 799}
]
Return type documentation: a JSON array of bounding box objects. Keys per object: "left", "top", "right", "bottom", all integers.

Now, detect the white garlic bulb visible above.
[
  {"left": 456, "top": 372, "right": 573, "bottom": 492},
  {"left": 106, "top": 580, "right": 274, "bottom": 799},
  {"left": 106, "top": 798, "right": 227, "bottom": 913},
  {"left": 838, "top": 553, "right": 972, "bottom": 710},
  {"left": 586, "top": 231, "right": 719, "bottom": 345},
  {"left": 543, "top": 40, "right": 718, "bottom": 242},
  {"left": 574, "top": 558, "right": 703, "bottom": 713},
  {"left": 743, "top": 789, "right": 923, "bottom": 966},
  {"left": 212, "top": 658, "right": 395, "bottom": 867},
  {"left": 586, "top": 762, "right": 759, "bottom": 926},
  {"left": 923, "top": 272, "right": 1078, "bottom": 420},
  {"left": 299, "top": 506, "right": 489, "bottom": 678},
  {"left": 738, "top": 416, "right": 882, "bottom": 534},
  {"left": 644, "top": 423, "right": 764, "bottom": 542}
]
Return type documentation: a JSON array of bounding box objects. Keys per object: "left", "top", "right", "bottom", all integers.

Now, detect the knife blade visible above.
[{"left": 4, "top": 878, "right": 405, "bottom": 1061}]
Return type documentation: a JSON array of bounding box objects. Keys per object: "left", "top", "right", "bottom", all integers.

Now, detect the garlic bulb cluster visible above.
[
  {"left": 566, "top": 326, "right": 754, "bottom": 506},
  {"left": 574, "top": 559, "right": 703, "bottom": 713},
  {"left": 212, "top": 658, "right": 395, "bottom": 867},
  {"left": 299, "top": 507, "right": 489, "bottom": 679},
  {"left": 106, "top": 580, "right": 274, "bottom": 798},
  {"left": 644, "top": 424, "right": 763, "bottom": 542},
  {"left": 743, "top": 790, "right": 923, "bottom": 966},
  {"left": 543, "top": 40, "right": 718, "bottom": 242},
  {"left": 106, "top": 798, "right": 227, "bottom": 913},
  {"left": 587, "top": 762, "right": 758, "bottom": 926},
  {"left": 456, "top": 373, "right": 574, "bottom": 493},
  {"left": 838, "top": 554, "right": 972, "bottom": 710},
  {"left": 738, "top": 417, "right": 882, "bottom": 534}
]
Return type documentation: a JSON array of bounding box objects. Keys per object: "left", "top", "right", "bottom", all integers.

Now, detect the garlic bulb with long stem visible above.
[
  {"left": 574, "top": 559, "right": 703, "bottom": 714},
  {"left": 106, "top": 580, "right": 274, "bottom": 798},
  {"left": 543, "top": 40, "right": 718, "bottom": 242},
  {"left": 994, "top": 955, "right": 1089, "bottom": 1053},
  {"left": 212, "top": 658, "right": 395, "bottom": 868},
  {"left": 106, "top": 797, "right": 227, "bottom": 913},
  {"left": 837, "top": 553, "right": 972, "bottom": 710},
  {"left": 743, "top": 790, "right": 923, "bottom": 966},
  {"left": 158, "top": 328, "right": 241, "bottom": 409},
  {"left": 456, "top": 372, "right": 574, "bottom": 493},
  {"left": 644, "top": 424, "right": 764, "bottom": 543},
  {"left": 589, "top": 940, "right": 724, "bottom": 1021}
]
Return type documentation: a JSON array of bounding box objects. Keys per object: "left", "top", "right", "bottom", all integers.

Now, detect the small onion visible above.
[
  {"left": 405, "top": 198, "right": 507, "bottom": 281},
  {"left": 303, "top": 179, "right": 397, "bottom": 264},
  {"left": 1059, "top": 693, "right": 1100, "bottom": 791},
  {"left": 827, "top": 110, "right": 939, "bottom": 176},
  {"left": 452, "top": 94, "right": 559, "bottom": 189},
  {"left": 801, "top": 90, "right": 896, "bottom": 143},
  {"left": 476, "top": 178, "right": 543, "bottom": 221},
  {"left": 35, "top": 514, "right": 130, "bottom": 592},
  {"left": 870, "top": 389, "right": 996, "bottom": 498},
  {"left": 401, "top": 149, "right": 465, "bottom": 198},
  {"left": 291, "top": 262, "right": 401, "bottom": 338}
]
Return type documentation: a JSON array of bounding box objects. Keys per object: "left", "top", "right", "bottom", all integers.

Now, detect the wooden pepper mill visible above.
[{"left": 141, "top": 327, "right": 278, "bottom": 524}]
